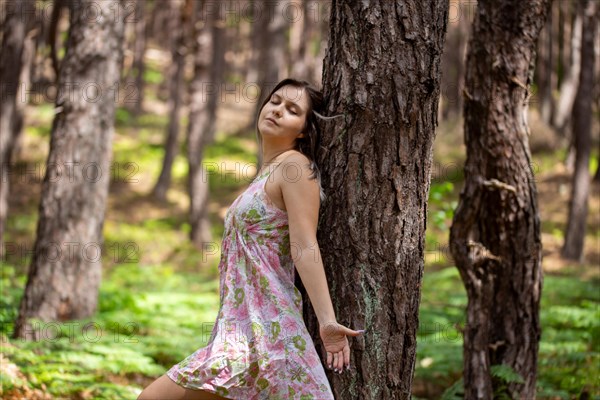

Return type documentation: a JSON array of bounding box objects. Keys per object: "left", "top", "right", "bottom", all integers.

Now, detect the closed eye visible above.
[{"left": 270, "top": 94, "right": 302, "bottom": 115}]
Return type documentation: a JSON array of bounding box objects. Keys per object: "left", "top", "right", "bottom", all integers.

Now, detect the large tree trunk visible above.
[
  {"left": 0, "top": 0, "right": 36, "bottom": 255},
  {"left": 561, "top": 0, "right": 597, "bottom": 262},
  {"left": 187, "top": 6, "right": 226, "bottom": 247},
  {"left": 152, "top": 0, "right": 190, "bottom": 202},
  {"left": 13, "top": 0, "right": 126, "bottom": 340},
  {"left": 449, "top": 0, "right": 549, "bottom": 398},
  {"left": 301, "top": 1, "right": 448, "bottom": 398}
]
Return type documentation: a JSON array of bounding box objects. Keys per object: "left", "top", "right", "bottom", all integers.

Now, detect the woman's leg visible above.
[{"left": 137, "top": 374, "right": 229, "bottom": 400}]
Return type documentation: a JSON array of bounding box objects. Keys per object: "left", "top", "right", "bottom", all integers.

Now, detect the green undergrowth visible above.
[
  {"left": 2, "top": 102, "right": 598, "bottom": 399},
  {"left": 1, "top": 262, "right": 221, "bottom": 399},
  {"left": 415, "top": 268, "right": 600, "bottom": 399}
]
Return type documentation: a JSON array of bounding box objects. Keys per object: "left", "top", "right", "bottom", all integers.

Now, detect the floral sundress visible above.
[{"left": 166, "top": 164, "right": 334, "bottom": 399}]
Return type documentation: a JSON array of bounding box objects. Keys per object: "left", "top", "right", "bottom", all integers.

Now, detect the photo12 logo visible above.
[
  {"left": 1, "top": 161, "right": 139, "bottom": 184},
  {"left": 11, "top": 321, "right": 140, "bottom": 343}
]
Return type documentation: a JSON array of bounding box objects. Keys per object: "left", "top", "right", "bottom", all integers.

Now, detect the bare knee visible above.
[
  {"left": 137, "top": 374, "right": 228, "bottom": 400},
  {"left": 137, "top": 374, "right": 185, "bottom": 400}
]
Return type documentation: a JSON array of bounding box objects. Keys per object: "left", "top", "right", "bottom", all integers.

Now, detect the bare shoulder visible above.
[
  {"left": 278, "top": 151, "right": 320, "bottom": 220},
  {"left": 279, "top": 151, "right": 313, "bottom": 183}
]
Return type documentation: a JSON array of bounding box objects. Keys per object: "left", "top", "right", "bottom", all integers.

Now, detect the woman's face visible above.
[{"left": 258, "top": 85, "right": 310, "bottom": 143}]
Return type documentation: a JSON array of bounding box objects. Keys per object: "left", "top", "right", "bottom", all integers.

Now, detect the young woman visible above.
[{"left": 137, "top": 78, "right": 364, "bottom": 400}]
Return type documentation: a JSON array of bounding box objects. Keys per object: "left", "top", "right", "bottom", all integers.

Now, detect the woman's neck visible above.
[{"left": 261, "top": 146, "right": 296, "bottom": 166}]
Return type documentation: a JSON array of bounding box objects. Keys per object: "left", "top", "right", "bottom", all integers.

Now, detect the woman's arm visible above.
[
  {"left": 279, "top": 153, "right": 336, "bottom": 326},
  {"left": 279, "top": 153, "right": 364, "bottom": 373}
]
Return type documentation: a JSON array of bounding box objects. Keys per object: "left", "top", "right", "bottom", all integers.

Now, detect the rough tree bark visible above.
[
  {"left": 561, "top": 0, "right": 598, "bottom": 261},
  {"left": 299, "top": 1, "right": 449, "bottom": 399},
  {"left": 449, "top": 0, "right": 549, "bottom": 398},
  {"left": 0, "top": 0, "right": 36, "bottom": 255},
  {"left": 13, "top": 0, "right": 126, "bottom": 340},
  {"left": 187, "top": 4, "right": 226, "bottom": 247}
]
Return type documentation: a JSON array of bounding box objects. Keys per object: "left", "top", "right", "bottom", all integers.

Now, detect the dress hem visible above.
[{"left": 165, "top": 370, "right": 233, "bottom": 399}]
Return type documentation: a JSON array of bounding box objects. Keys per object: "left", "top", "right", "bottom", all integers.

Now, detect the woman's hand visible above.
[{"left": 319, "top": 321, "right": 365, "bottom": 373}]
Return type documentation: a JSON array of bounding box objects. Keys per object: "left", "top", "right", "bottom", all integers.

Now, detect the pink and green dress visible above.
[{"left": 166, "top": 166, "right": 334, "bottom": 399}]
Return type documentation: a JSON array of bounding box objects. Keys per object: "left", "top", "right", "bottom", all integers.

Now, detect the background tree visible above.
[
  {"left": 534, "top": 3, "right": 556, "bottom": 125},
  {"left": 152, "top": 0, "right": 190, "bottom": 202},
  {"left": 13, "top": 0, "right": 126, "bottom": 340},
  {"left": 288, "top": 0, "right": 317, "bottom": 81},
  {"left": 554, "top": 1, "right": 581, "bottom": 135},
  {"left": 0, "top": 0, "right": 37, "bottom": 254},
  {"left": 187, "top": 2, "right": 226, "bottom": 247},
  {"left": 300, "top": 1, "right": 449, "bottom": 398},
  {"left": 439, "top": 0, "right": 470, "bottom": 120},
  {"left": 249, "top": 0, "right": 289, "bottom": 139},
  {"left": 129, "top": 0, "right": 148, "bottom": 117},
  {"left": 449, "top": 0, "right": 549, "bottom": 398},
  {"left": 561, "top": 0, "right": 598, "bottom": 261},
  {"left": 48, "top": 0, "right": 68, "bottom": 79}
]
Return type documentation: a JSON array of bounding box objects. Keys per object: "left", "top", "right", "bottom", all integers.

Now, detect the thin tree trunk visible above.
[
  {"left": 131, "top": 0, "right": 147, "bottom": 117},
  {"left": 48, "top": 0, "right": 68, "bottom": 79},
  {"left": 0, "top": 0, "right": 36, "bottom": 255},
  {"left": 289, "top": 0, "right": 308, "bottom": 80},
  {"left": 11, "top": 23, "right": 38, "bottom": 165},
  {"left": 536, "top": 5, "right": 555, "bottom": 125},
  {"left": 187, "top": 7, "right": 226, "bottom": 247},
  {"left": 455, "top": 12, "right": 468, "bottom": 118},
  {"left": 305, "top": 1, "right": 448, "bottom": 398},
  {"left": 245, "top": 0, "right": 259, "bottom": 85},
  {"left": 149, "top": 0, "right": 172, "bottom": 49},
  {"left": 561, "top": 0, "right": 597, "bottom": 261},
  {"left": 250, "top": 0, "right": 289, "bottom": 136},
  {"left": 13, "top": 0, "right": 126, "bottom": 340},
  {"left": 441, "top": 7, "right": 468, "bottom": 120},
  {"left": 234, "top": 1, "right": 252, "bottom": 83},
  {"left": 449, "top": 0, "right": 549, "bottom": 398},
  {"left": 554, "top": 3, "right": 583, "bottom": 132},
  {"left": 155, "top": 1, "right": 178, "bottom": 101},
  {"left": 311, "top": 3, "right": 329, "bottom": 86},
  {"left": 301, "top": 0, "right": 318, "bottom": 83},
  {"left": 152, "top": 0, "right": 190, "bottom": 202}
]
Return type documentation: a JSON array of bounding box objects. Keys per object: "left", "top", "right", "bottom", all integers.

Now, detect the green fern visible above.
[
  {"left": 491, "top": 364, "right": 525, "bottom": 399},
  {"left": 441, "top": 377, "right": 464, "bottom": 399},
  {"left": 440, "top": 365, "right": 525, "bottom": 400},
  {"left": 490, "top": 364, "right": 525, "bottom": 385}
]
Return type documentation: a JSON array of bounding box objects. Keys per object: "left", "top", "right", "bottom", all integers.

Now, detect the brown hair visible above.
[{"left": 255, "top": 78, "right": 328, "bottom": 201}]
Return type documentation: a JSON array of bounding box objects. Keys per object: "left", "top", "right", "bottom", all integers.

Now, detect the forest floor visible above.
[{"left": 1, "top": 71, "right": 598, "bottom": 399}]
